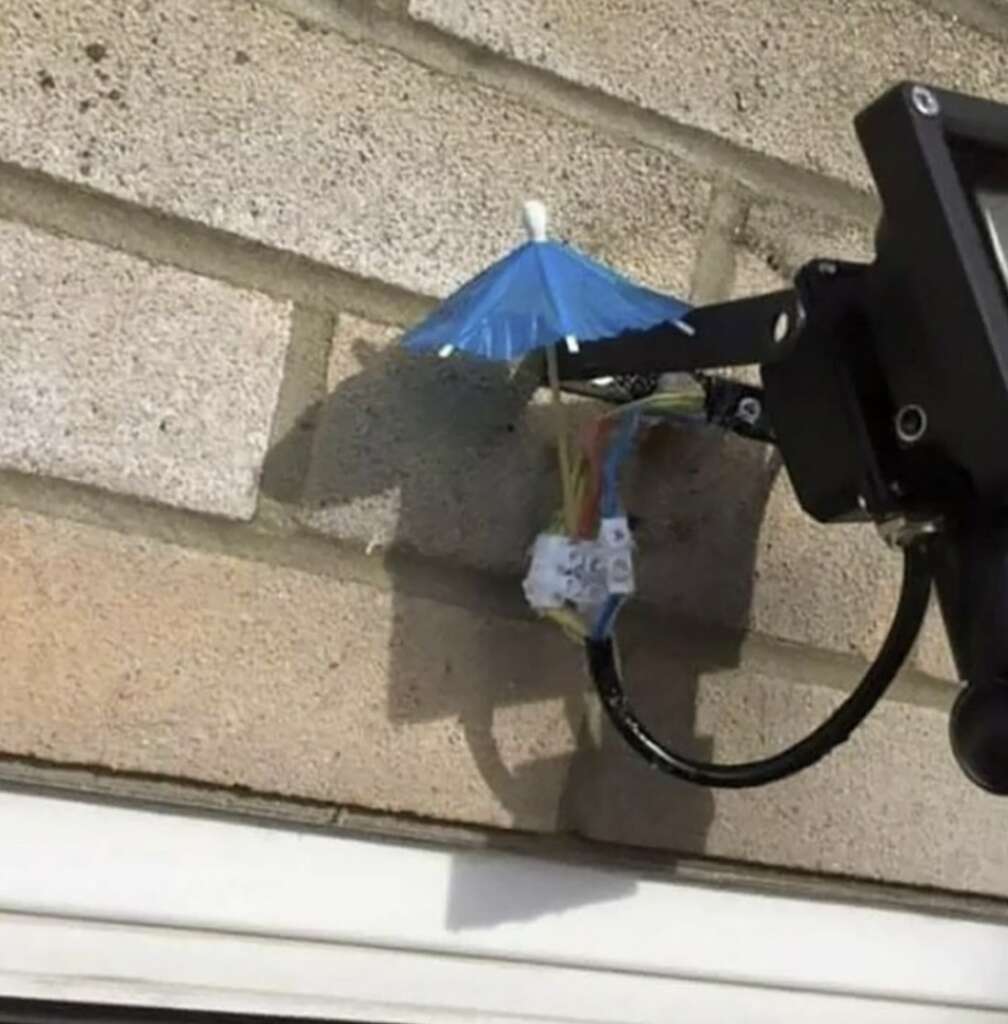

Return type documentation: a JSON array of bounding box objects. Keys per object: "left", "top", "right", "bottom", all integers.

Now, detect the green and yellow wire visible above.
[{"left": 536, "top": 387, "right": 706, "bottom": 643}]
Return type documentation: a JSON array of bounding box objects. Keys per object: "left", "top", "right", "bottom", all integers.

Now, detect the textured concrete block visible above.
[
  {"left": 284, "top": 313, "right": 586, "bottom": 571},
  {"left": 2, "top": 506, "right": 1004, "bottom": 895},
  {"left": 410, "top": 0, "right": 1008, "bottom": 188},
  {"left": 2, "top": 0, "right": 708, "bottom": 299},
  {"left": 0, "top": 507, "right": 581, "bottom": 829},
  {"left": 564, "top": 635, "right": 1007, "bottom": 894},
  {"left": 0, "top": 221, "right": 289, "bottom": 517},
  {"left": 740, "top": 198, "right": 875, "bottom": 279}
]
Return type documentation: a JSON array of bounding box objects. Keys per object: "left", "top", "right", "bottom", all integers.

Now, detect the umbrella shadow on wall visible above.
[{"left": 261, "top": 328, "right": 779, "bottom": 928}]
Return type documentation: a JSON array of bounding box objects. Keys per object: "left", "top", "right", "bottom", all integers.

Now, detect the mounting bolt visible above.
[
  {"left": 911, "top": 85, "right": 940, "bottom": 117},
  {"left": 736, "top": 396, "right": 762, "bottom": 425},
  {"left": 895, "top": 404, "right": 928, "bottom": 444},
  {"left": 819, "top": 260, "right": 838, "bottom": 275}
]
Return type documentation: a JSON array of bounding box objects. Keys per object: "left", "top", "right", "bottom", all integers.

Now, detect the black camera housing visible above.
[
  {"left": 861, "top": 83, "right": 1008, "bottom": 508},
  {"left": 765, "top": 83, "right": 1008, "bottom": 527}
]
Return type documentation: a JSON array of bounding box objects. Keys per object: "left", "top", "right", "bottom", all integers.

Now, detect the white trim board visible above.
[{"left": 1, "top": 789, "right": 1007, "bottom": 1022}]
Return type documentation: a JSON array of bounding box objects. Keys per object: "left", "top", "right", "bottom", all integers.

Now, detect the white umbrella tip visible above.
[{"left": 522, "top": 200, "right": 548, "bottom": 242}]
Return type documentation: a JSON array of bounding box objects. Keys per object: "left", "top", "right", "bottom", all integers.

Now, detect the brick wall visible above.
[{"left": 3, "top": 0, "right": 1008, "bottom": 898}]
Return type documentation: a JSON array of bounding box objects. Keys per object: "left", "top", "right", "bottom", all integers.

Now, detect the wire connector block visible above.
[
  {"left": 599, "top": 516, "right": 635, "bottom": 595},
  {"left": 522, "top": 526, "right": 636, "bottom": 616}
]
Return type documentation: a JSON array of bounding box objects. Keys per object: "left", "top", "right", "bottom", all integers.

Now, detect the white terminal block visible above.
[
  {"left": 599, "top": 516, "right": 635, "bottom": 596},
  {"left": 523, "top": 523, "right": 635, "bottom": 613},
  {"left": 599, "top": 515, "right": 632, "bottom": 549},
  {"left": 523, "top": 533, "right": 608, "bottom": 612},
  {"left": 523, "top": 534, "right": 574, "bottom": 609},
  {"left": 605, "top": 550, "right": 635, "bottom": 595}
]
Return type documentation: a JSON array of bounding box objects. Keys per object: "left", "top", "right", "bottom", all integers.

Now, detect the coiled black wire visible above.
[{"left": 585, "top": 543, "right": 933, "bottom": 788}]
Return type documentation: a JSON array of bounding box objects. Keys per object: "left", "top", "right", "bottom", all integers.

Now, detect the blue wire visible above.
[
  {"left": 591, "top": 409, "right": 641, "bottom": 640},
  {"left": 592, "top": 594, "right": 624, "bottom": 640},
  {"left": 600, "top": 411, "right": 640, "bottom": 518}
]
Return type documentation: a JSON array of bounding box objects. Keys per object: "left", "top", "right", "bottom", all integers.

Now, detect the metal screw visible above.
[
  {"left": 736, "top": 396, "right": 762, "bottom": 425},
  {"left": 895, "top": 404, "right": 928, "bottom": 444},
  {"left": 772, "top": 310, "right": 790, "bottom": 344},
  {"left": 819, "top": 260, "right": 838, "bottom": 275},
  {"left": 911, "top": 85, "right": 940, "bottom": 117},
  {"left": 857, "top": 494, "right": 868, "bottom": 511}
]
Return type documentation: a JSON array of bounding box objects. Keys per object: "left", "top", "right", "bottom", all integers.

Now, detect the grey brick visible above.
[
  {"left": 409, "top": 0, "right": 1008, "bottom": 189},
  {"left": 565, "top": 639, "right": 996, "bottom": 891},
  {"left": 290, "top": 313, "right": 578, "bottom": 572},
  {"left": 0, "top": 506, "right": 589, "bottom": 830},
  {"left": 2, "top": 505, "right": 1002, "bottom": 894},
  {"left": 741, "top": 197, "right": 875, "bottom": 281},
  {"left": 1, "top": 0, "right": 708, "bottom": 300},
  {"left": 0, "top": 221, "right": 289, "bottom": 517}
]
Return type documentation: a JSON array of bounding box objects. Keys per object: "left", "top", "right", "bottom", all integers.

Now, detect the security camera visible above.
[{"left": 559, "top": 83, "right": 1008, "bottom": 793}]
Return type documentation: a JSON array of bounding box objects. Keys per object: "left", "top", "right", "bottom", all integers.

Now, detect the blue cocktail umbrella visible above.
[{"left": 402, "top": 202, "right": 690, "bottom": 531}]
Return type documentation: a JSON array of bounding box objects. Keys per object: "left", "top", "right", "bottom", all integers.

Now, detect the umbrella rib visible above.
[{"left": 533, "top": 243, "right": 575, "bottom": 342}]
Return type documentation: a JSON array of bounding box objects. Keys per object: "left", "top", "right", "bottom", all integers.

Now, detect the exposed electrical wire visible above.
[
  {"left": 533, "top": 387, "right": 709, "bottom": 646},
  {"left": 585, "top": 543, "right": 933, "bottom": 787}
]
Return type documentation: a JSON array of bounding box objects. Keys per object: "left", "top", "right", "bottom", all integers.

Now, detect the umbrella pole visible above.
[{"left": 545, "top": 342, "right": 576, "bottom": 535}]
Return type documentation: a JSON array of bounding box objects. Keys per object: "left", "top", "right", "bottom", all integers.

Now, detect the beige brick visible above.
[
  {"left": 733, "top": 249, "right": 788, "bottom": 299},
  {"left": 566, "top": 643, "right": 1007, "bottom": 893},
  {"left": 0, "top": 221, "right": 289, "bottom": 518},
  {"left": 2, "top": 506, "right": 1005, "bottom": 894},
  {"left": 292, "top": 313, "right": 583, "bottom": 571},
  {"left": 410, "top": 0, "right": 1008, "bottom": 189},
  {"left": 2, "top": 0, "right": 707, "bottom": 299},
  {"left": 740, "top": 198, "right": 875, "bottom": 280},
  {"left": 0, "top": 506, "right": 580, "bottom": 829}
]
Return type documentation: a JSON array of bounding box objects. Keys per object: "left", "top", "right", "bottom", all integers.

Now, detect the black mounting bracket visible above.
[{"left": 554, "top": 288, "right": 804, "bottom": 380}]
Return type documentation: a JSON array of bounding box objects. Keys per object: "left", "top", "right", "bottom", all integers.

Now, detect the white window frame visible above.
[{"left": 2, "top": 789, "right": 1008, "bottom": 1023}]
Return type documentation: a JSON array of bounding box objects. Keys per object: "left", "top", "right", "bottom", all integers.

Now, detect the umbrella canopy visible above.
[
  {"left": 402, "top": 201, "right": 689, "bottom": 360},
  {"left": 400, "top": 201, "right": 690, "bottom": 538}
]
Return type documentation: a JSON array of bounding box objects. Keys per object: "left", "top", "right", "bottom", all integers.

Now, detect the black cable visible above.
[{"left": 585, "top": 543, "right": 933, "bottom": 788}]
